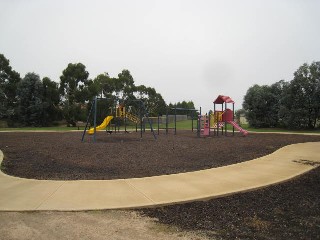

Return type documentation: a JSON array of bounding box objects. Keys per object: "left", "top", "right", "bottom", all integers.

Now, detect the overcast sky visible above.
[{"left": 1, "top": 0, "right": 319, "bottom": 112}]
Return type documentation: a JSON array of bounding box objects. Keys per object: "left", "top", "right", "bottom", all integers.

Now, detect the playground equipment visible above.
[
  {"left": 81, "top": 95, "right": 247, "bottom": 142},
  {"left": 199, "top": 95, "right": 248, "bottom": 137},
  {"left": 81, "top": 96, "right": 156, "bottom": 143},
  {"left": 116, "top": 104, "right": 140, "bottom": 124},
  {"left": 114, "top": 103, "right": 198, "bottom": 137},
  {"left": 87, "top": 116, "right": 113, "bottom": 135},
  {"left": 201, "top": 114, "right": 210, "bottom": 136},
  {"left": 170, "top": 107, "right": 198, "bottom": 135},
  {"left": 221, "top": 108, "right": 248, "bottom": 135},
  {"left": 115, "top": 101, "right": 157, "bottom": 139}
]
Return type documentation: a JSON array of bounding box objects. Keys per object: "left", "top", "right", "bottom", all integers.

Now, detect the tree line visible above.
[
  {"left": 2, "top": 52, "right": 318, "bottom": 130},
  {"left": 242, "top": 62, "right": 320, "bottom": 129},
  {"left": 167, "top": 101, "right": 196, "bottom": 117},
  {"left": 1, "top": 53, "right": 191, "bottom": 127}
]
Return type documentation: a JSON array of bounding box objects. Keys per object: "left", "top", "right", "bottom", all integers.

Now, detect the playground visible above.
[
  {"left": 1, "top": 95, "right": 320, "bottom": 239},
  {"left": 2, "top": 94, "right": 319, "bottom": 180},
  {"left": 83, "top": 95, "right": 248, "bottom": 142},
  {"left": 2, "top": 131, "right": 320, "bottom": 180},
  {"left": 1, "top": 131, "right": 320, "bottom": 239}
]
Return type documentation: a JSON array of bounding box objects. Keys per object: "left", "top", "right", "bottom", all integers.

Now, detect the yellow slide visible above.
[{"left": 88, "top": 116, "right": 113, "bottom": 135}]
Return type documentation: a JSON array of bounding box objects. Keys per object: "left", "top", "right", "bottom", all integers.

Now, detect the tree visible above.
[
  {"left": 167, "top": 101, "right": 196, "bottom": 117},
  {"left": 17, "top": 73, "right": 44, "bottom": 126},
  {"left": 279, "top": 62, "right": 320, "bottom": 129},
  {"left": 0, "top": 53, "right": 21, "bottom": 124},
  {"left": 309, "top": 61, "right": 320, "bottom": 128},
  {"left": 243, "top": 62, "right": 320, "bottom": 129},
  {"left": 86, "top": 74, "right": 114, "bottom": 124},
  {"left": 90, "top": 73, "right": 118, "bottom": 98},
  {"left": 243, "top": 83, "right": 282, "bottom": 128},
  {"left": 269, "top": 80, "right": 289, "bottom": 127},
  {"left": 135, "top": 85, "right": 167, "bottom": 116},
  {"left": 42, "top": 77, "right": 61, "bottom": 126},
  {"left": 59, "top": 63, "right": 89, "bottom": 126},
  {"left": 0, "top": 88, "right": 6, "bottom": 119},
  {"left": 116, "top": 69, "right": 136, "bottom": 100}
]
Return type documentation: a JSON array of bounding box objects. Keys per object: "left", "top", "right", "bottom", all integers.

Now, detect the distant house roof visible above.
[{"left": 213, "top": 95, "right": 235, "bottom": 104}]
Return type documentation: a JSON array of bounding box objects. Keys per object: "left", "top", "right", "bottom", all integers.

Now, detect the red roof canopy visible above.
[{"left": 213, "top": 95, "right": 235, "bottom": 104}]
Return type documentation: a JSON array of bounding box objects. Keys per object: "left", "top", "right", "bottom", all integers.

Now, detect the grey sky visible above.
[{"left": 1, "top": 0, "right": 319, "bottom": 111}]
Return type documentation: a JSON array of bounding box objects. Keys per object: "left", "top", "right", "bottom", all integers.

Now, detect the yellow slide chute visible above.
[{"left": 88, "top": 116, "right": 113, "bottom": 135}]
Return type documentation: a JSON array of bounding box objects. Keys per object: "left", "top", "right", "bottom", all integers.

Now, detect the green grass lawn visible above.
[
  {"left": 0, "top": 120, "right": 196, "bottom": 132},
  {"left": 0, "top": 126, "right": 80, "bottom": 131},
  {"left": 240, "top": 124, "right": 320, "bottom": 134},
  {"left": 1, "top": 120, "right": 319, "bottom": 134},
  {"left": 157, "top": 120, "right": 197, "bottom": 130}
]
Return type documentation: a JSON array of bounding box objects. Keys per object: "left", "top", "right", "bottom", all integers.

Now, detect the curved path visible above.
[{"left": 0, "top": 142, "right": 319, "bottom": 211}]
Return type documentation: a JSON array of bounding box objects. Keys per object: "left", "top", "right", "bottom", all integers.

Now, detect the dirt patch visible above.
[
  {"left": 139, "top": 167, "right": 320, "bottom": 240},
  {"left": 1, "top": 131, "right": 320, "bottom": 180},
  {"left": 0, "top": 210, "right": 208, "bottom": 240}
]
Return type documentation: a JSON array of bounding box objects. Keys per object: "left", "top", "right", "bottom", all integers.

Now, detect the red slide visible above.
[{"left": 228, "top": 121, "right": 248, "bottom": 136}]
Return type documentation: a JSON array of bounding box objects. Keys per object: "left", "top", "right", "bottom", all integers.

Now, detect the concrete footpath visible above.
[{"left": 0, "top": 142, "right": 319, "bottom": 211}]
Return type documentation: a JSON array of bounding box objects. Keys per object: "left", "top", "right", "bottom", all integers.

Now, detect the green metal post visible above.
[
  {"left": 233, "top": 102, "right": 235, "bottom": 136},
  {"left": 81, "top": 99, "right": 95, "bottom": 142},
  {"left": 197, "top": 107, "right": 201, "bottom": 138},
  {"left": 93, "top": 96, "right": 97, "bottom": 143},
  {"left": 174, "top": 106, "right": 177, "bottom": 135},
  {"left": 192, "top": 110, "right": 194, "bottom": 132},
  {"left": 158, "top": 115, "right": 160, "bottom": 135}
]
